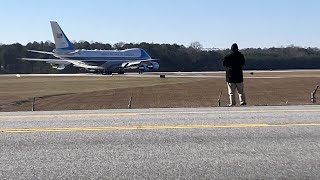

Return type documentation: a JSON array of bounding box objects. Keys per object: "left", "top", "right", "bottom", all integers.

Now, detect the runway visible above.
[
  {"left": 1, "top": 105, "right": 320, "bottom": 179},
  {"left": 2, "top": 69, "right": 320, "bottom": 79}
]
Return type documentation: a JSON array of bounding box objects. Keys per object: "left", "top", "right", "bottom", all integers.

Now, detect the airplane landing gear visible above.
[{"left": 102, "top": 70, "right": 113, "bottom": 75}]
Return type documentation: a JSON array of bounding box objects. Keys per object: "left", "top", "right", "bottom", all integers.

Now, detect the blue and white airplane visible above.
[{"left": 21, "top": 21, "right": 159, "bottom": 74}]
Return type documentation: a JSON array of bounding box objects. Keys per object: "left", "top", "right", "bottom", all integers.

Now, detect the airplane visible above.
[{"left": 21, "top": 21, "right": 159, "bottom": 74}]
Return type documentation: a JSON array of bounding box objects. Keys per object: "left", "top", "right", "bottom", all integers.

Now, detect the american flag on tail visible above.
[{"left": 56, "top": 33, "right": 63, "bottom": 38}]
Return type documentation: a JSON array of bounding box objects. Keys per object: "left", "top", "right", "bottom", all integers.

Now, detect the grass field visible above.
[{"left": 0, "top": 71, "right": 319, "bottom": 112}]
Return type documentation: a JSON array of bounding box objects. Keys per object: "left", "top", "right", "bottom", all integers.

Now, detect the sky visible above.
[{"left": 0, "top": 0, "right": 319, "bottom": 48}]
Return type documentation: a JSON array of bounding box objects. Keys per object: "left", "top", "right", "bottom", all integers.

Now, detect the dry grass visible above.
[{"left": 0, "top": 72, "right": 319, "bottom": 112}]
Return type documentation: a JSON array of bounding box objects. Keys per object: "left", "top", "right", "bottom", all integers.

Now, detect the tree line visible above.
[{"left": 0, "top": 41, "right": 320, "bottom": 74}]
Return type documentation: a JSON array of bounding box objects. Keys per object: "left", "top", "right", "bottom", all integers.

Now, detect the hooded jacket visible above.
[{"left": 223, "top": 51, "right": 245, "bottom": 83}]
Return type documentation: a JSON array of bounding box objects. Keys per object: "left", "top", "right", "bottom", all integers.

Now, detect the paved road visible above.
[{"left": 1, "top": 106, "right": 320, "bottom": 179}]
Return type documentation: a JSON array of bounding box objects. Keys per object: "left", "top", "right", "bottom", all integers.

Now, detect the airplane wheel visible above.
[{"left": 102, "top": 71, "right": 112, "bottom": 75}]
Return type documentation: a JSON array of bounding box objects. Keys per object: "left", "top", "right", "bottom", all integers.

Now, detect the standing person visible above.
[{"left": 223, "top": 43, "right": 247, "bottom": 106}]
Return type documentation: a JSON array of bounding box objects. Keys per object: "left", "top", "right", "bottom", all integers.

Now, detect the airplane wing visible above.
[
  {"left": 141, "top": 59, "right": 160, "bottom": 62},
  {"left": 20, "top": 58, "right": 103, "bottom": 70},
  {"left": 19, "top": 58, "right": 70, "bottom": 65},
  {"left": 28, "top": 50, "right": 55, "bottom": 55},
  {"left": 28, "top": 50, "right": 79, "bottom": 55},
  {"left": 121, "top": 59, "right": 160, "bottom": 68},
  {"left": 66, "top": 60, "right": 104, "bottom": 70}
]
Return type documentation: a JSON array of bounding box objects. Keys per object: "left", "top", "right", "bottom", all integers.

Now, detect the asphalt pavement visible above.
[{"left": 1, "top": 105, "right": 320, "bottom": 179}]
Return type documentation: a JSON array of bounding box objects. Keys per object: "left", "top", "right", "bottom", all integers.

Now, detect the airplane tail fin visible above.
[{"left": 50, "top": 21, "right": 75, "bottom": 50}]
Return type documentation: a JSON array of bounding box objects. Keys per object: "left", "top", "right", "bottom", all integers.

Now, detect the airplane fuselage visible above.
[
  {"left": 53, "top": 48, "right": 158, "bottom": 72},
  {"left": 55, "top": 48, "right": 151, "bottom": 61}
]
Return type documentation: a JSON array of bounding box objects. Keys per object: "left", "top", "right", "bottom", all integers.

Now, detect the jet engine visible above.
[
  {"left": 138, "top": 62, "right": 160, "bottom": 72},
  {"left": 51, "top": 64, "right": 66, "bottom": 70}
]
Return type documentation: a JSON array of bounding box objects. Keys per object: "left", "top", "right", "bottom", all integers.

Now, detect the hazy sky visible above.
[{"left": 0, "top": 0, "right": 319, "bottom": 48}]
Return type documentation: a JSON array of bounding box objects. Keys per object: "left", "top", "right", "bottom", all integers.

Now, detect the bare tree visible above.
[
  {"left": 113, "top": 42, "right": 125, "bottom": 49},
  {"left": 189, "top": 41, "right": 203, "bottom": 50}
]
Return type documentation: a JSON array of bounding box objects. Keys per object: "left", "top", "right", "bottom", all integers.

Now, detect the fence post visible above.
[
  {"left": 32, "top": 97, "right": 35, "bottom": 111},
  {"left": 128, "top": 96, "right": 132, "bottom": 109},
  {"left": 311, "top": 85, "right": 319, "bottom": 103},
  {"left": 218, "top": 91, "right": 222, "bottom": 107}
]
